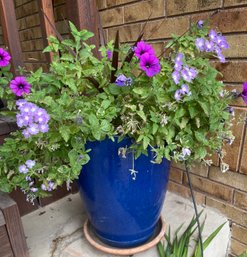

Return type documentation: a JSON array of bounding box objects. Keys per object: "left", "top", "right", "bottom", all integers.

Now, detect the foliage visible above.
[
  {"left": 0, "top": 21, "right": 236, "bottom": 200},
  {"left": 157, "top": 213, "right": 226, "bottom": 257}
]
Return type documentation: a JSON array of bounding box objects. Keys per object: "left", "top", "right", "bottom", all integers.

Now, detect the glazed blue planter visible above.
[{"left": 78, "top": 137, "right": 170, "bottom": 248}]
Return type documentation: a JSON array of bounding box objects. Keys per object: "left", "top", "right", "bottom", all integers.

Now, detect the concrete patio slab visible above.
[{"left": 22, "top": 192, "right": 230, "bottom": 257}]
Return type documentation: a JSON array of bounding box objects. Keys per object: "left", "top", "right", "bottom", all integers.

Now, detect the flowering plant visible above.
[{"left": 0, "top": 21, "right": 245, "bottom": 201}]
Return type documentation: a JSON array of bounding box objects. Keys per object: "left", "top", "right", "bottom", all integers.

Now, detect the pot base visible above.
[{"left": 83, "top": 217, "right": 166, "bottom": 256}]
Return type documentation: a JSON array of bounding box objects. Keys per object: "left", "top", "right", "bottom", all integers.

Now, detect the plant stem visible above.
[{"left": 185, "top": 161, "right": 204, "bottom": 257}]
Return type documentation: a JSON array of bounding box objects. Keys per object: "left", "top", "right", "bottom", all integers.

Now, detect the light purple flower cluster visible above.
[
  {"left": 107, "top": 50, "right": 112, "bottom": 59},
  {"left": 181, "top": 148, "right": 191, "bottom": 159},
  {"left": 172, "top": 53, "right": 198, "bottom": 85},
  {"left": 135, "top": 41, "right": 161, "bottom": 77},
  {"left": 195, "top": 30, "right": 229, "bottom": 63},
  {"left": 19, "top": 160, "right": 36, "bottom": 174},
  {"left": 0, "top": 48, "right": 11, "bottom": 67},
  {"left": 115, "top": 74, "right": 133, "bottom": 87},
  {"left": 174, "top": 84, "right": 191, "bottom": 101},
  {"left": 16, "top": 99, "right": 50, "bottom": 138},
  {"left": 41, "top": 181, "right": 54, "bottom": 192}
]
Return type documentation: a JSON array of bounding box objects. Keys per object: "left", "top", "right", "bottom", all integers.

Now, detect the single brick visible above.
[
  {"left": 214, "top": 61, "right": 247, "bottom": 83},
  {"left": 184, "top": 174, "right": 233, "bottom": 202},
  {"left": 15, "top": 1, "right": 39, "bottom": 19},
  {"left": 224, "top": 0, "right": 247, "bottom": 7},
  {"left": 143, "top": 16, "right": 189, "bottom": 40},
  {"left": 231, "top": 239, "right": 247, "bottom": 256},
  {"left": 168, "top": 181, "right": 206, "bottom": 204},
  {"left": 212, "top": 7, "right": 247, "bottom": 33},
  {"left": 25, "top": 14, "right": 41, "bottom": 27},
  {"left": 166, "top": 0, "right": 221, "bottom": 16},
  {"left": 209, "top": 166, "right": 247, "bottom": 192},
  {"left": 222, "top": 108, "right": 246, "bottom": 171},
  {"left": 97, "top": 0, "right": 106, "bottom": 9},
  {"left": 19, "top": 27, "right": 42, "bottom": 42},
  {"left": 169, "top": 167, "right": 183, "bottom": 183},
  {"left": 124, "top": 0, "right": 164, "bottom": 23},
  {"left": 234, "top": 191, "right": 247, "bottom": 210},
  {"left": 56, "top": 21, "right": 70, "bottom": 35},
  {"left": 190, "top": 162, "right": 209, "bottom": 177},
  {"left": 17, "top": 17, "right": 27, "bottom": 30},
  {"left": 232, "top": 223, "right": 247, "bottom": 245},
  {"left": 106, "top": 0, "right": 136, "bottom": 7},
  {"left": 108, "top": 23, "right": 142, "bottom": 42},
  {"left": 171, "top": 160, "right": 185, "bottom": 170},
  {"left": 223, "top": 35, "right": 247, "bottom": 58},
  {"left": 54, "top": 5, "right": 67, "bottom": 21},
  {"left": 206, "top": 197, "right": 247, "bottom": 227},
  {"left": 100, "top": 7, "right": 124, "bottom": 27}
]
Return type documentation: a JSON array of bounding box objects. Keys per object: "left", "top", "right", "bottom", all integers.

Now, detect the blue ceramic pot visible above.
[{"left": 78, "top": 137, "right": 170, "bottom": 248}]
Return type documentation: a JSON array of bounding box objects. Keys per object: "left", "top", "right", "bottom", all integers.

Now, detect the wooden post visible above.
[
  {"left": 38, "top": 0, "right": 56, "bottom": 62},
  {"left": 0, "top": 0, "right": 23, "bottom": 75},
  {"left": 65, "top": 0, "right": 100, "bottom": 57},
  {"left": 0, "top": 193, "right": 29, "bottom": 257}
]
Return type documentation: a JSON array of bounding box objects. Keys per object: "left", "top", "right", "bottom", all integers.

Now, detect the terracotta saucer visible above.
[{"left": 83, "top": 217, "right": 166, "bottom": 256}]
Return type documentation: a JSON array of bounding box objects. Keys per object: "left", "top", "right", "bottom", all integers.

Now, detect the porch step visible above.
[{"left": 22, "top": 191, "right": 230, "bottom": 257}]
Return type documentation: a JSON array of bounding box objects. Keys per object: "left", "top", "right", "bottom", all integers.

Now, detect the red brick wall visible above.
[{"left": 98, "top": 1, "right": 247, "bottom": 256}]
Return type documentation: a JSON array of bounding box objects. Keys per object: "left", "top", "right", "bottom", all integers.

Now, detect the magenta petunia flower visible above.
[
  {"left": 10, "top": 76, "right": 31, "bottom": 96},
  {"left": 0, "top": 48, "right": 11, "bottom": 67},
  {"left": 135, "top": 41, "right": 155, "bottom": 59},
  {"left": 139, "top": 53, "right": 161, "bottom": 77},
  {"left": 241, "top": 82, "right": 247, "bottom": 104}
]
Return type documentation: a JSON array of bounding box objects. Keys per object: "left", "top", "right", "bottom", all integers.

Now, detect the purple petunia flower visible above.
[
  {"left": 135, "top": 41, "right": 155, "bottom": 59},
  {"left": 0, "top": 48, "right": 11, "bottom": 67},
  {"left": 107, "top": 50, "right": 112, "bottom": 59},
  {"left": 195, "top": 38, "right": 205, "bottom": 52},
  {"left": 19, "top": 164, "right": 28, "bottom": 174},
  {"left": 9, "top": 76, "right": 31, "bottom": 97},
  {"left": 139, "top": 53, "right": 161, "bottom": 77},
  {"left": 26, "top": 160, "right": 36, "bottom": 169},
  {"left": 241, "top": 82, "right": 247, "bottom": 104},
  {"left": 197, "top": 20, "right": 204, "bottom": 28},
  {"left": 172, "top": 71, "right": 181, "bottom": 84}
]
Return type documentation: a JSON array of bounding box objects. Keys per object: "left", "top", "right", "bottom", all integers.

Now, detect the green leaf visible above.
[
  {"left": 59, "top": 125, "right": 70, "bottom": 142},
  {"left": 137, "top": 110, "right": 147, "bottom": 122}
]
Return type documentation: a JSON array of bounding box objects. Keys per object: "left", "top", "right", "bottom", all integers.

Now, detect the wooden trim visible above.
[
  {"left": 0, "top": 225, "right": 14, "bottom": 257},
  {"left": 0, "top": 0, "right": 23, "bottom": 75},
  {"left": 38, "top": 0, "right": 56, "bottom": 62},
  {"left": 0, "top": 193, "right": 29, "bottom": 257},
  {"left": 65, "top": 0, "right": 100, "bottom": 57},
  {"left": 0, "top": 211, "right": 5, "bottom": 226}
]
